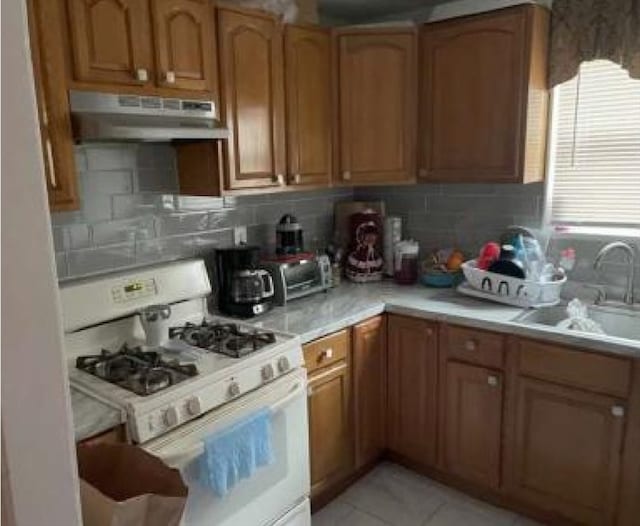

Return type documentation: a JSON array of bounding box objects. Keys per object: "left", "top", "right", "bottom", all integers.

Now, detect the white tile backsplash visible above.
[
  {"left": 67, "top": 243, "right": 136, "bottom": 276},
  {"left": 85, "top": 144, "right": 137, "bottom": 171},
  {"left": 80, "top": 170, "right": 134, "bottom": 221},
  {"left": 53, "top": 144, "right": 628, "bottom": 290},
  {"left": 52, "top": 144, "right": 348, "bottom": 280}
]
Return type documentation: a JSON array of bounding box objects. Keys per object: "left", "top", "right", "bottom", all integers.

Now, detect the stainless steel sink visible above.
[{"left": 516, "top": 304, "right": 640, "bottom": 341}]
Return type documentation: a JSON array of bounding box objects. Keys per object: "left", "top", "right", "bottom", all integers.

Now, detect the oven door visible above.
[{"left": 143, "top": 369, "right": 310, "bottom": 526}]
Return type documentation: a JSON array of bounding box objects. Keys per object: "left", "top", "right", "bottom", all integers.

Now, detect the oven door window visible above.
[
  {"left": 283, "top": 262, "right": 320, "bottom": 295},
  {"left": 143, "top": 371, "right": 309, "bottom": 526}
]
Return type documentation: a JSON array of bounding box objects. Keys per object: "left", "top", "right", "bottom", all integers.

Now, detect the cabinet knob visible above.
[
  {"left": 425, "top": 328, "right": 434, "bottom": 337},
  {"left": 487, "top": 375, "right": 499, "bottom": 387},
  {"left": 135, "top": 68, "right": 149, "bottom": 82},
  {"left": 464, "top": 339, "right": 477, "bottom": 352},
  {"left": 228, "top": 381, "right": 240, "bottom": 398},
  {"left": 611, "top": 405, "right": 625, "bottom": 417},
  {"left": 165, "top": 71, "right": 176, "bottom": 84},
  {"left": 319, "top": 348, "right": 333, "bottom": 361},
  {"left": 342, "top": 171, "right": 351, "bottom": 181}
]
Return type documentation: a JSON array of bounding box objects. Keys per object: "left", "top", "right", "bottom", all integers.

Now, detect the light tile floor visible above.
[{"left": 312, "top": 463, "right": 546, "bottom": 526}]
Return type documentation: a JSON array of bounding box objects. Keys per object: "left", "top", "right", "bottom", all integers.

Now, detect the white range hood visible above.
[{"left": 69, "top": 90, "right": 230, "bottom": 142}]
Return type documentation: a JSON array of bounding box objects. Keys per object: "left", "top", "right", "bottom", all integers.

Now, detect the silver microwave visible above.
[{"left": 260, "top": 255, "right": 332, "bottom": 306}]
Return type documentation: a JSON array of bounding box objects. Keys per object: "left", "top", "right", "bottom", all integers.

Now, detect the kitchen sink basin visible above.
[{"left": 516, "top": 304, "right": 640, "bottom": 341}]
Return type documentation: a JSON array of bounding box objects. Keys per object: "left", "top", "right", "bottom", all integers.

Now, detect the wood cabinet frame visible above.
[
  {"left": 419, "top": 4, "right": 549, "bottom": 183},
  {"left": 333, "top": 26, "right": 418, "bottom": 186},
  {"left": 27, "top": 0, "right": 80, "bottom": 211}
]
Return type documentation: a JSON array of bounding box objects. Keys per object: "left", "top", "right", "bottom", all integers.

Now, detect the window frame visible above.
[{"left": 543, "top": 62, "right": 640, "bottom": 239}]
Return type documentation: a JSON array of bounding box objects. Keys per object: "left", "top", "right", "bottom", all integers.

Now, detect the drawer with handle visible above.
[
  {"left": 517, "top": 338, "right": 632, "bottom": 398},
  {"left": 303, "top": 329, "right": 350, "bottom": 375},
  {"left": 442, "top": 325, "right": 505, "bottom": 369}
]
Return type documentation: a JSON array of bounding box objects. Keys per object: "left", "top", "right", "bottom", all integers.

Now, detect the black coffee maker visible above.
[{"left": 215, "top": 246, "right": 274, "bottom": 317}]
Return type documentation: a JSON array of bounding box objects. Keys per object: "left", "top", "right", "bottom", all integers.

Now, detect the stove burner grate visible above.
[
  {"left": 169, "top": 320, "right": 276, "bottom": 358},
  {"left": 76, "top": 344, "right": 198, "bottom": 396}
]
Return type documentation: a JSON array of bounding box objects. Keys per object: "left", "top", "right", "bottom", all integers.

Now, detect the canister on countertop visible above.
[
  {"left": 346, "top": 209, "right": 384, "bottom": 283},
  {"left": 394, "top": 240, "right": 420, "bottom": 284},
  {"left": 383, "top": 216, "right": 402, "bottom": 276}
]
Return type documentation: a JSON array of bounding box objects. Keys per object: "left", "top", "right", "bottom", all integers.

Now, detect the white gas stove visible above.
[{"left": 61, "top": 259, "right": 303, "bottom": 443}]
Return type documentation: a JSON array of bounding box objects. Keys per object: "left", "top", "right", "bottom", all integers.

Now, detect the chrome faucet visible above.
[{"left": 593, "top": 242, "right": 636, "bottom": 305}]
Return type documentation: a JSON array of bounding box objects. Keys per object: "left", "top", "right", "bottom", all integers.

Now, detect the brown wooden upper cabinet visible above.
[
  {"left": 419, "top": 5, "right": 550, "bottom": 183},
  {"left": 352, "top": 316, "right": 387, "bottom": 470},
  {"left": 67, "top": 0, "right": 153, "bottom": 86},
  {"left": 29, "top": 0, "right": 80, "bottom": 211},
  {"left": 335, "top": 27, "right": 417, "bottom": 185},
  {"left": 217, "top": 6, "right": 286, "bottom": 191},
  {"left": 387, "top": 315, "right": 438, "bottom": 467},
  {"left": 66, "top": 0, "right": 216, "bottom": 94},
  {"left": 285, "top": 25, "right": 332, "bottom": 187},
  {"left": 151, "top": 0, "right": 217, "bottom": 92}
]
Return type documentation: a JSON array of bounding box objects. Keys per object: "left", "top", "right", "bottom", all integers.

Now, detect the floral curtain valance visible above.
[{"left": 549, "top": 0, "right": 640, "bottom": 87}]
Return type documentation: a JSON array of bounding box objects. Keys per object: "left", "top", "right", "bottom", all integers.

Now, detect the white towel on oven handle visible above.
[{"left": 159, "top": 378, "right": 304, "bottom": 469}]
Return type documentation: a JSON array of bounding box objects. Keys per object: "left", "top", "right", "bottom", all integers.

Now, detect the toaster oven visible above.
[{"left": 261, "top": 255, "right": 332, "bottom": 305}]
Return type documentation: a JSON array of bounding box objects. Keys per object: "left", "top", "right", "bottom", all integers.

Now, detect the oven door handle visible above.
[{"left": 159, "top": 379, "right": 305, "bottom": 468}]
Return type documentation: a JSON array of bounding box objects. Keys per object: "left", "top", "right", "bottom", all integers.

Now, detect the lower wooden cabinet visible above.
[
  {"left": 506, "top": 377, "right": 626, "bottom": 526},
  {"left": 440, "top": 361, "right": 503, "bottom": 488},
  {"left": 305, "top": 331, "right": 353, "bottom": 498},
  {"left": 304, "top": 316, "right": 638, "bottom": 526},
  {"left": 387, "top": 315, "right": 438, "bottom": 466},
  {"left": 352, "top": 315, "right": 387, "bottom": 470}
]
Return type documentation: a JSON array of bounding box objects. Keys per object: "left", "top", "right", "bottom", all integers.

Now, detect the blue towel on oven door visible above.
[{"left": 198, "top": 408, "right": 275, "bottom": 497}]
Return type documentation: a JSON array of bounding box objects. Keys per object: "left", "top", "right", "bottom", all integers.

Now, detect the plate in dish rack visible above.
[{"left": 456, "top": 282, "right": 561, "bottom": 309}]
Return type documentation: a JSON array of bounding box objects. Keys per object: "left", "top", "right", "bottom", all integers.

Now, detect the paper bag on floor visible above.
[{"left": 77, "top": 443, "right": 188, "bottom": 526}]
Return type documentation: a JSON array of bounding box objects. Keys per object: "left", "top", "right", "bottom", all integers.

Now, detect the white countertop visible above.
[
  {"left": 72, "top": 279, "right": 640, "bottom": 442},
  {"left": 253, "top": 281, "right": 640, "bottom": 358},
  {"left": 71, "top": 387, "right": 125, "bottom": 442}
]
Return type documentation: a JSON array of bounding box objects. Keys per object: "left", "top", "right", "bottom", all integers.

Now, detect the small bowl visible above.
[{"left": 420, "top": 270, "right": 464, "bottom": 288}]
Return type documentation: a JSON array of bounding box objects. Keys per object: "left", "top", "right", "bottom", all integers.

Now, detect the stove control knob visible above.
[
  {"left": 228, "top": 381, "right": 240, "bottom": 398},
  {"left": 186, "top": 396, "right": 202, "bottom": 416},
  {"left": 277, "top": 356, "right": 290, "bottom": 374},
  {"left": 262, "top": 364, "right": 275, "bottom": 382},
  {"left": 163, "top": 406, "right": 180, "bottom": 427}
]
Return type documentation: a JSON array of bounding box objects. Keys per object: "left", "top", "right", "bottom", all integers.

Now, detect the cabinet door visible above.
[
  {"left": 218, "top": 8, "right": 286, "bottom": 190},
  {"left": 337, "top": 29, "right": 417, "bottom": 185},
  {"left": 353, "top": 316, "right": 386, "bottom": 470},
  {"left": 507, "top": 377, "right": 625, "bottom": 526},
  {"left": 285, "top": 25, "right": 332, "bottom": 187},
  {"left": 29, "top": 0, "right": 80, "bottom": 210},
  {"left": 441, "top": 361, "right": 503, "bottom": 488},
  {"left": 387, "top": 315, "right": 438, "bottom": 466},
  {"left": 151, "top": 0, "right": 216, "bottom": 92},
  {"left": 66, "top": 0, "right": 153, "bottom": 86},
  {"left": 307, "top": 361, "right": 352, "bottom": 497},
  {"left": 420, "top": 6, "right": 529, "bottom": 181}
]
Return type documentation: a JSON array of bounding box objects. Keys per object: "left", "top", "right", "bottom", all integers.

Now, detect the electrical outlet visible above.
[{"left": 233, "top": 226, "right": 247, "bottom": 245}]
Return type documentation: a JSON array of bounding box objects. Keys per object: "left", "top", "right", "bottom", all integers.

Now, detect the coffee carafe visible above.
[{"left": 216, "top": 246, "right": 274, "bottom": 317}]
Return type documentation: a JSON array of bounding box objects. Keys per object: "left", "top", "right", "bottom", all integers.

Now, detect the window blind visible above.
[{"left": 550, "top": 60, "right": 640, "bottom": 227}]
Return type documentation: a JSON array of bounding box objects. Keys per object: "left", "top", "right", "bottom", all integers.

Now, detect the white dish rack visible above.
[{"left": 459, "top": 259, "right": 566, "bottom": 308}]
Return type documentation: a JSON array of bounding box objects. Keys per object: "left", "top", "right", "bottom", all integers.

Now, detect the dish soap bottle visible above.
[{"left": 487, "top": 244, "right": 526, "bottom": 279}]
